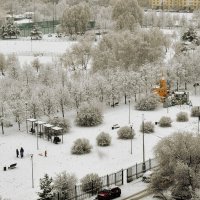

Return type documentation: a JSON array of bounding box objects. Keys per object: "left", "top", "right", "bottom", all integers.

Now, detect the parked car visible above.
[
  {"left": 95, "top": 187, "right": 121, "bottom": 200},
  {"left": 142, "top": 170, "right": 153, "bottom": 183}
]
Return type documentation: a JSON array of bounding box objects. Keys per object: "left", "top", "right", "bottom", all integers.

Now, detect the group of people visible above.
[{"left": 16, "top": 147, "right": 24, "bottom": 158}]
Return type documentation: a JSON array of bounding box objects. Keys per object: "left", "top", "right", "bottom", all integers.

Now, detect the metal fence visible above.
[{"left": 53, "top": 158, "right": 158, "bottom": 200}]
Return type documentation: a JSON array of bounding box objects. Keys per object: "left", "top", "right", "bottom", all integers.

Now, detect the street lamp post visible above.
[
  {"left": 36, "top": 121, "right": 39, "bottom": 150},
  {"left": 0, "top": 116, "right": 4, "bottom": 135},
  {"left": 30, "top": 154, "right": 34, "bottom": 188},
  {"left": 130, "top": 124, "right": 133, "bottom": 154},
  {"left": 142, "top": 114, "right": 146, "bottom": 172},
  {"left": 1, "top": 105, "right": 4, "bottom": 135},
  {"left": 25, "top": 102, "right": 28, "bottom": 133},
  {"left": 198, "top": 106, "right": 200, "bottom": 134},
  {"left": 128, "top": 100, "right": 131, "bottom": 124}
]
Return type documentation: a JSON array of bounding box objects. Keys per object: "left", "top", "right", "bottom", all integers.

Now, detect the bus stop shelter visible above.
[
  {"left": 43, "top": 123, "right": 54, "bottom": 141},
  {"left": 35, "top": 121, "right": 46, "bottom": 137},
  {"left": 26, "top": 118, "right": 37, "bottom": 134}
]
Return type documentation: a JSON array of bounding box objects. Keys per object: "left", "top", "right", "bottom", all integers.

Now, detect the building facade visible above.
[{"left": 150, "top": 0, "right": 200, "bottom": 10}]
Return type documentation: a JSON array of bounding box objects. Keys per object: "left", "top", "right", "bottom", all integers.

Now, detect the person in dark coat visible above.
[
  {"left": 16, "top": 149, "right": 19, "bottom": 158},
  {"left": 20, "top": 147, "right": 24, "bottom": 158}
]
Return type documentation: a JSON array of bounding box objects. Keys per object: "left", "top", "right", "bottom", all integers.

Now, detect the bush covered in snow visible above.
[
  {"left": 71, "top": 138, "right": 92, "bottom": 155},
  {"left": 81, "top": 173, "right": 102, "bottom": 193},
  {"left": 75, "top": 104, "right": 103, "bottom": 127},
  {"left": 117, "top": 126, "right": 134, "bottom": 139},
  {"left": 159, "top": 116, "right": 172, "bottom": 127},
  {"left": 191, "top": 106, "right": 200, "bottom": 117},
  {"left": 48, "top": 117, "right": 70, "bottom": 133},
  {"left": 53, "top": 171, "right": 77, "bottom": 199},
  {"left": 2, "top": 119, "right": 13, "bottom": 127},
  {"left": 96, "top": 132, "right": 111, "bottom": 146},
  {"left": 140, "top": 121, "right": 155, "bottom": 133},
  {"left": 135, "top": 95, "right": 159, "bottom": 111},
  {"left": 176, "top": 112, "right": 189, "bottom": 122}
]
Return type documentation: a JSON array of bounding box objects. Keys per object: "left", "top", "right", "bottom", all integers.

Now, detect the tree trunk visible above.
[
  {"left": 1, "top": 122, "right": 4, "bottom": 134},
  {"left": 18, "top": 121, "right": 21, "bottom": 131},
  {"left": 61, "top": 103, "right": 64, "bottom": 118}
]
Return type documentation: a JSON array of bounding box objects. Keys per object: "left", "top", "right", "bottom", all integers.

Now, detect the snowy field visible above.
[
  {"left": 0, "top": 11, "right": 198, "bottom": 199},
  {"left": 0, "top": 95, "right": 199, "bottom": 200},
  {"left": 0, "top": 36, "right": 77, "bottom": 65}
]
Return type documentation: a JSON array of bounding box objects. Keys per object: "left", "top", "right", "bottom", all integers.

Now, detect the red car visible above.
[{"left": 95, "top": 187, "right": 121, "bottom": 200}]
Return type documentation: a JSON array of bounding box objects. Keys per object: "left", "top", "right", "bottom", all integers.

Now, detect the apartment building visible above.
[{"left": 149, "top": 0, "right": 200, "bottom": 10}]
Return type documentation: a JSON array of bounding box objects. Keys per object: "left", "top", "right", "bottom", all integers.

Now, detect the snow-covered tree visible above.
[
  {"left": 6, "top": 54, "right": 21, "bottom": 80},
  {"left": 112, "top": 0, "right": 143, "bottom": 31},
  {"left": 1, "top": 22, "right": 20, "bottom": 39},
  {"left": 150, "top": 132, "right": 200, "bottom": 199},
  {"left": 38, "top": 174, "right": 53, "bottom": 200},
  {"left": 61, "top": 2, "right": 90, "bottom": 36},
  {"left": 55, "top": 86, "right": 71, "bottom": 118},
  {"left": 53, "top": 171, "right": 77, "bottom": 199},
  {"left": 30, "top": 25, "right": 42, "bottom": 40},
  {"left": 81, "top": 173, "right": 102, "bottom": 193},
  {"left": 31, "top": 58, "right": 42, "bottom": 72},
  {"left": 0, "top": 53, "right": 6, "bottom": 75}
]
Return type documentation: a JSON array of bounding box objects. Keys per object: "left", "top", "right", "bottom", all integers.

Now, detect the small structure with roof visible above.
[{"left": 26, "top": 118, "right": 37, "bottom": 134}]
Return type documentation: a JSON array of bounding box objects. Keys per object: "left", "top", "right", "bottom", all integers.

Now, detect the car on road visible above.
[
  {"left": 142, "top": 170, "right": 153, "bottom": 183},
  {"left": 95, "top": 187, "right": 121, "bottom": 200}
]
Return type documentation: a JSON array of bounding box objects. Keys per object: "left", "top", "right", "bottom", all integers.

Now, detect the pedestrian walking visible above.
[
  {"left": 20, "top": 147, "right": 24, "bottom": 158},
  {"left": 16, "top": 149, "right": 19, "bottom": 158},
  {"left": 44, "top": 150, "right": 47, "bottom": 157}
]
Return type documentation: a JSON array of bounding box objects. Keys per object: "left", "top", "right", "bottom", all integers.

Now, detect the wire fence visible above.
[{"left": 53, "top": 158, "right": 158, "bottom": 200}]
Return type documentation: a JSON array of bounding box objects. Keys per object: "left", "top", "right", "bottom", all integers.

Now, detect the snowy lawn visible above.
[{"left": 0, "top": 95, "right": 199, "bottom": 200}]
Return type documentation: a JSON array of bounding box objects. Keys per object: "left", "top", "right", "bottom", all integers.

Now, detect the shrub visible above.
[
  {"left": 135, "top": 95, "right": 159, "bottom": 111},
  {"left": 176, "top": 112, "right": 189, "bottom": 122},
  {"left": 159, "top": 116, "right": 172, "bottom": 127},
  {"left": 81, "top": 173, "right": 102, "bottom": 193},
  {"left": 71, "top": 138, "right": 92, "bottom": 154},
  {"left": 117, "top": 126, "right": 135, "bottom": 139},
  {"left": 96, "top": 132, "right": 111, "bottom": 146},
  {"left": 75, "top": 104, "right": 103, "bottom": 127},
  {"left": 140, "top": 121, "right": 154, "bottom": 133},
  {"left": 191, "top": 106, "right": 200, "bottom": 117},
  {"left": 53, "top": 171, "right": 77, "bottom": 199},
  {"left": 2, "top": 119, "right": 13, "bottom": 127},
  {"left": 48, "top": 117, "right": 70, "bottom": 133}
]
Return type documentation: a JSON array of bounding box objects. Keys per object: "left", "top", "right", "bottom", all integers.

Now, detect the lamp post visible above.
[
  {"left": 30, "top": 154, "right": 34, "bottom": 188},
  {"left": 1, "top": 105, "right": 4, "bottom": 135},
  {"left": 36, "top": 121, "right": 39, "bottom": 150},
  {"left": 142, "top": 114, "right": 146, "bottom": 172},
  {"left": 198, "top": 106, "right": 200, "bottom": 134},
  {"left": 130, "top": 124, "right": 133, "bottom": 154},
  {"left": 128, "top": 100, "right": 131, "bottom": 124},
  {"left": 0, "top": 116, "right": 4, "bottom": 135},
  {"left": 25, "top": 102, "right": 28, "bottom": 133}
]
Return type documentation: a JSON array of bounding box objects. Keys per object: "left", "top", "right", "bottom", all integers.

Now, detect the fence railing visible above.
[{"left": 53, "top": 158, "right": 158, "bottom": 200}]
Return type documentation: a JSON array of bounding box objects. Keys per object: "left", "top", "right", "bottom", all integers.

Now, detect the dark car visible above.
[{"left": 95, "top": 187, "right": 121, "bottom": 200}]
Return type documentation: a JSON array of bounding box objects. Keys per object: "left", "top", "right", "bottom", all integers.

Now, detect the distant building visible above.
[{"left": 149, "top": 0, "right": 200, "bottom": 10}]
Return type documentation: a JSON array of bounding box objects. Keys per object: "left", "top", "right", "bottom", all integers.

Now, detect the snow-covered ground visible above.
[
  {"left": 0, "top": 36, "right": 77, "bottom": 65},
  {"left": 0, "top": 95, "right": 199, "bottom": 200},
  {"left": 0, "top": 11, "right": 198, "bottom": 199}
]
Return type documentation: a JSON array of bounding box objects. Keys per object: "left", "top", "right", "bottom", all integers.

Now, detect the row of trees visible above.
[{"left": 0, "top": 52, "right": 198, "bottom": 131}]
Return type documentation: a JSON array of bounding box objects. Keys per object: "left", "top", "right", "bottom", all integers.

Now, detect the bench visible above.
[
  {"left": 112, "top": 124, "right": 120, "bottom": 130},
  {"left": 8, "top": 163, "right": 17, "bottom": 169},
  {"left": 111, "top": 102, "right": 119, "bottom": 107}
]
